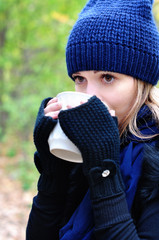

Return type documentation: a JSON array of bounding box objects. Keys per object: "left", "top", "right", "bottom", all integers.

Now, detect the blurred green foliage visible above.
[
  {"left": 0, "top": 0, "right": 86, "bottom": 190},
  {"left": 1, "top": 0, "right": 159, "bottom": 190},
  {"left": 0, "top": 0, "right": 86, "bottom": 144}
]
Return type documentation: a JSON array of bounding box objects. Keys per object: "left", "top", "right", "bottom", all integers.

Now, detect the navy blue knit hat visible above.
[{"left": 66, "top": 0, "right": 159, "bottom": 85}]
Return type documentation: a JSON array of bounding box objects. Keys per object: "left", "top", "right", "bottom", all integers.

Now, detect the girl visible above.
[{"left": 26, "top": 0, "right": 159, "bottom": 239}]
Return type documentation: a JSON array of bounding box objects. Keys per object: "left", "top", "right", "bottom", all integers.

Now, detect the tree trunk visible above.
[{"left": 0, "top": 27, "right": 8, "bottom": 139}]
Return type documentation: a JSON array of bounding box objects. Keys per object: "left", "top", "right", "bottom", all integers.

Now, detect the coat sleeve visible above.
[
  {"left": 92, "top": 142, "right": 159, "bottom": 240},
  {"left": 26, "top": 193, "right": 63, "bottom": 240},
  {"left": 26, "top": 165, "right": 88, "bottom": 240},
  {"left": 136, "top": 198, "right": 159, "bottom": 239},
  {"left": 93, "top": 194, "right": 159, "bottom": 240},
  {"left": 26, "top": 175, "right": 66, "bottom": 240}
]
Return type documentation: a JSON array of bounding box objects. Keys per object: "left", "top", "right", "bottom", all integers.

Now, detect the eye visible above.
[
  {"left": 72, "top": 75, "right": 86, "bottom": 85},
  {"left": 102, "top": 74, "right": 115, "bottom": 84}
]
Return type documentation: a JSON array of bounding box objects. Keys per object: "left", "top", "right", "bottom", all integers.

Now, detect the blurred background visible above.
[{"left": 0, "top": 0, "right": 159, "bottom": 239}]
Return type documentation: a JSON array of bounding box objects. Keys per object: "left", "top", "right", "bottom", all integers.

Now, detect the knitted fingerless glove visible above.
[
  {"left": 58, "top": 96, "right": 125, "bottom": 198},
  {"left": 33, "top": 97, "right": 77, "bottom": 194},
  {"left": 33, "top": 97, "right": 56, "bottom": 174},
  {"left": 59, "top": 96, "right": 130, "bottom": 230}
]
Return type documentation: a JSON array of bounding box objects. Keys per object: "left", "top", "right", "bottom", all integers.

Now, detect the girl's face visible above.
[{"left": 72, "top": 71, "right": 137, "bottom": 124}]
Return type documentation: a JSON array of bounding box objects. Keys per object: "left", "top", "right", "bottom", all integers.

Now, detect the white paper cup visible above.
[{"left": 48, "top": 91, "right": 92, "bottom": 163}]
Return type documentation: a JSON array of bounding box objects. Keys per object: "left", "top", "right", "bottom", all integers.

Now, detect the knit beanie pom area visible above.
[{"left": 66, "top": 0, "right": 159, "bottom": 85}]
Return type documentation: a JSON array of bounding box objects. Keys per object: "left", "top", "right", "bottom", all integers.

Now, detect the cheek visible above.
[
  {"left": 106, "top": 83, "right": 137, "bottom": 118},
  {"left": 116, "top": 94, "right": 133, "bottom": 113}
]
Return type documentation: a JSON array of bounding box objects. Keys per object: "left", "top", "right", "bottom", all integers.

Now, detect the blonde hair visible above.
[{"left": 119, "top": 79, "right": 159, "bottom": 139}]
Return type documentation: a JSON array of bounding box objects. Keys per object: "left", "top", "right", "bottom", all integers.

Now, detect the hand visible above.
[
  {"left": 33, "top": 98, "right": 57, "bottom": 174},
  {"left": 68, "top": 100, "right": 116, "bottom": 117},
  {"left": 58, "top": 96, "right": 125, "bottom": 200},
  {"left": 33, "top": 97, "right": 69, "bottom": 176},
  {"left": 44, "top": 97, "right": 62, "bottom": 119},
  {"left": 58, "top": 96, "right": 120, "bottom": 176},
  {"left": 33, "top": 98, "right": 84, "bottom": 198}
]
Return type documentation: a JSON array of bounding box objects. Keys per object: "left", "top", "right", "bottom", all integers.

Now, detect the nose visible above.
[
  {"left": 86, "top": 82, "right": 99, "bottom": 96},
  {"left": 86, "top": 81, "right": 106, "bottom": 104}
]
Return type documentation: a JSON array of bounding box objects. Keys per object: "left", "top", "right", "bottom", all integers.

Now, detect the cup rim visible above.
[{"left": 56, "top": 91, "right": 92, "bottom": 98}]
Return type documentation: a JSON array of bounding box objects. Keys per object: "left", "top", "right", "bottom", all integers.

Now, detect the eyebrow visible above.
[{"left": 72, "top": 70, "right": 98, "bottom": 75}]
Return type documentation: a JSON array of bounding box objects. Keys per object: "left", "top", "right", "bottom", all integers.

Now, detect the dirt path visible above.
[{"left": 0, "top": 157, "right": 34, "bottom": 240}]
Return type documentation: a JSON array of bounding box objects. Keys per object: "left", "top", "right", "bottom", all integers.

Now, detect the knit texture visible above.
[
  {"left": 33, "top": 98, "right": 80, "bottom": 196},
  {"left": 88, "top": 160, "right": 125, "bottom": 199},
  {"left": 59, "top": 96, "right": 120, "bottom": 175},
  {"left": 59, "top": 103, "right": 159, "bottom": 240},
  {"left": 66, "top": 0, "right": 159, "bottom": 85},
  {"left": 33, "top": 97, "right": 58, "bottom": 175},
  {"left": 59, "top": 96, "right": 125, "bottom": 200}
]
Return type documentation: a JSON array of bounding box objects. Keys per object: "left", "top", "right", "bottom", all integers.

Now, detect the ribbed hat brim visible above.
[{"left": 66, "top": 42, "right": 159, "bottom": 85}]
